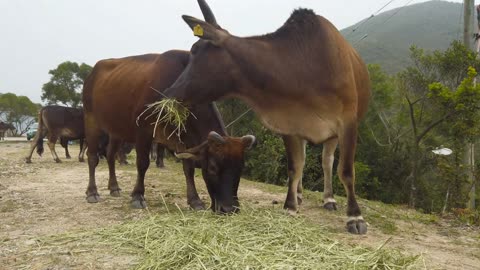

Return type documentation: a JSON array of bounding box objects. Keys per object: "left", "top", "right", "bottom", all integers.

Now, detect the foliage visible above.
[
  {"left": 217, "top": 100, "right": 287, "bottom": 185},
  {"left": 391, "top": 41, "right": 480, "bottom": 211},
  {"left": 0, "top": 93, "right": 40, "bottom": 135},
  {"left": 452, "top": 208, "right": 480, "bottom": 226},
  {"left": 41, "top": 61, "right": 92, "bottom": 108}
]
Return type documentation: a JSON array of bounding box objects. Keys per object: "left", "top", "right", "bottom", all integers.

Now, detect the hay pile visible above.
[
  {"left": 137, "top": 98, "right": 193, "bottom": 140},
  {"left": 42, "top": 206, "right": 420, "bottom": 269}
]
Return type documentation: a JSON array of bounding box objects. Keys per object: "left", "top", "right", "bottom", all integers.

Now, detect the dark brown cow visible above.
[
  {"left": 97, "top": 133, "right": 134, "bottom": 165},
  {"left": 82, "top": 51, "right": 255, "bottom": 213},
  {"left": 25, "top": 105, "right": 86, "bottom": 163},
  {"left": 60, "top": 137, "right": 84, "bottom": 159},
  {"left": 164, "top": 1, "right": 371, "bottom": 234},
  {"left": 0, "top": 122, "right": 15, "bottom": 140}
]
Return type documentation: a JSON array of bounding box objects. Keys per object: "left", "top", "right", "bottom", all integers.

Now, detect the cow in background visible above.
[
  {"left": 150, "top": 143, "right": 165, "bottom": 168},
  {"left": 25, "top": 105, "right": 86, "bottom": 163},
  {"left": 98, "top": 134, "right": 134, "bottom": 165},
  {"left": 60, "top": 137, "right": 85, "bottom": 159},
  {"left": 0, "top": 122, "right": 15, "bottom": 140}
]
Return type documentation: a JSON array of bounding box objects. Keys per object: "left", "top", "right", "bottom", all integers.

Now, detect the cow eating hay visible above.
[{"left": 164, "top": 0, "right": 371, "bottom": 234}]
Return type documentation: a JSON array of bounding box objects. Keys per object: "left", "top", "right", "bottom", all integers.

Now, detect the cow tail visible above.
[{"left": 36, "top": 109, "right": 45, "bottom": 156}]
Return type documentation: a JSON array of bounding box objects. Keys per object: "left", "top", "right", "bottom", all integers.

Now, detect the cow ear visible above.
[
  {"left": 182, "top": 15, "right": 227, "bottom": 45},
  {"left": 174, "top": 141, "right": 208, "bottom": 161},
  {"left": 242, "top": 135, "right": 256, "bottom": 150},
  {"left": 207, "top": 131, "right": 225, "bottom": 146}
]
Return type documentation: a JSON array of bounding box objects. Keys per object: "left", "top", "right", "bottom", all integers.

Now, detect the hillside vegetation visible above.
[{"left": 341, "top": 1, "right": 463, "bottom": 73}]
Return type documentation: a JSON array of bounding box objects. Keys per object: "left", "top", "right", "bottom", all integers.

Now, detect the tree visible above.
[
  {"left": 41, "top": 61, "right": 92, "bottom": 108},
  {"left": 398, "top": 41, "right": 480, "bottom": 209},
  {"left": 428, "top": 67, "right": 480, "bottom": 209},
  {"left": 0, "top": 93, "right": 40, "bottom": 135}
]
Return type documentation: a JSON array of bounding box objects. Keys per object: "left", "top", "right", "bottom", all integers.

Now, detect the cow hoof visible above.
[
  {"left": 285, "top": 208, "right": 298, "bottom": 216},
  {"left": 189, "top": 199, "right": 206, "bottom": 211},
  {"left": 110, "top": 190, "right": 121, "bottom": 197},
  {"left": 156, "top": 164, "right": 165, "bottom": 169},
  {"left": 131, "top": 197, "right": 147, "bottom": 209},
  {"left": 55, "top": 158, "right": 62, "bottom": 163},
  {"left": 25, "top": 158, "right": 32, "bottom": 164},
  {"left": 79, "top": 158, "right": 85, "bottom": 162},
  {"left": 347, "top": 217, "right": 367, "bottom": 235},
  {"left": 86, "top": 194, "right": 101, "bottom": 203},
  {"left": 297, "top": 194, "right": 303, "bottom": 205},
  {"left": 323, "top": 202, "right": 338, "bottom": 211},
  {"left": 66, "top": 156, "right": 71, "bottom": 159}
]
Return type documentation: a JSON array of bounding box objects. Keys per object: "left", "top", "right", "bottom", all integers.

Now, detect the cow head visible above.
[
  {"left": 164, "top": 0, "right": 241, "bottom": 105},
  {"left": 176, "top": 131, "right": 255, "bottom": 214}
]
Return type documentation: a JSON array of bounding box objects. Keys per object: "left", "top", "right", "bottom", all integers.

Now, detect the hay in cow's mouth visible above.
[{"left": 137, "top": 98, "right": 194, "bottom": 140}]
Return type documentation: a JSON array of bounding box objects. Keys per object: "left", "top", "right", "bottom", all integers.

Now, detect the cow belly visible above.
[
  {"left": 257, "top": 109, "right": 337, "bottom": 144},
  {"left": 60, "top": 129, "right": 79, "bottom": 138}
]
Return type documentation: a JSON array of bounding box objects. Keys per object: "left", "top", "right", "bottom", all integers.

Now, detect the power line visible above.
[
  {"left": 353, "top": 0, "right": 416, "bottom": 46},
  {"left": 345, "top": 0, "right": 397, "bottom": 39},
  {"left": 381, "top": 0, "right": 416, "bottom": 26}
]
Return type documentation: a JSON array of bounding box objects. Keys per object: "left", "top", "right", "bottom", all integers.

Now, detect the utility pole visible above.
[
  {"left": 464, "top": 0, "right": 476, "bottom": 210},
  {"left": 464, "top": 0, "right": 475, "bottom": 50}
]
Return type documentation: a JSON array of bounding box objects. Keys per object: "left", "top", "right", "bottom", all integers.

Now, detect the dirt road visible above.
[{"left": 0, "top": 142, "right": 479, "bottom": 269}]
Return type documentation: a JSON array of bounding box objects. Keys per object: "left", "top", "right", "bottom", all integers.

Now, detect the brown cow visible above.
[
  {"left": 0, "top": 122, "right": 15, "bottom": 140},
  {"left": 164, "top": 1, "right": 371, "bottom": 234},
  {"left": 82, "top": 51, "right": 255, "bottom": 213},
  {"left": 25, "top": 105, "right": 87, "bottom": 163}
]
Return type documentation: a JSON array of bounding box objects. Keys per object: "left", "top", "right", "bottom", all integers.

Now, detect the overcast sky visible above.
[{"left": 0, "top": 0, "right": 464, "bottom": 104}]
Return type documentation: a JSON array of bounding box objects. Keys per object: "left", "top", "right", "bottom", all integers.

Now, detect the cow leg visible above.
[
  {"left": 85, "top": 116, "right": 101, "bottom": 203},
  {"left": 322, "top": 137, "right": 338, "bottom": 211},
  {"left": 150, "top": 143, "right": 157, "bottom": 160},
  {"left": 338, "top": 121, "right": 366, "bottom": 234},
  {"left": 47, "top": 135, "right": 61, "bottom": 163},
  {"left": 25, "top": 136, "right": 38, "bottom": 163},
  {"left": 156, "top": 145, "right": 165, "bottom": 168},
  {"left": 183, "top": 159, "right": 205, "bottom": 210},
  {"left": 115, "top": 148, "right": 128, "bottom": 165},
  {"left": 282, "top": 135, "right": 306, "bottom": 215},
  {"left": 60, "top": 138, "right": 71, "bottom": 159},
  {"left": 65, "top": 142, "right": 71, "bottom": 159},
  {"left": 131, "top": 138, "right": 151, "bottom": 209},
  {"left": 106, "top": 138, "right": 122, "bottom": 197},
  {"left": 297, "top": 175, "right": 303, "bottom": 205},
  {"left": 78, "top": 139, "right": 86, "bottom": 162}
]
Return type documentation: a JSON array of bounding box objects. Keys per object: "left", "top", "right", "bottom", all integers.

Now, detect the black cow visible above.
[{"left": 25, "top": 105, "right": 86, "bottom": 163}]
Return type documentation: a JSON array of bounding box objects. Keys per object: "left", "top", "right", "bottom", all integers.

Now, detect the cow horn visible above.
[
  {"left": 208, "top": 131, "right": 225, "bottom": 144},
  {"left": 197, "top": 0, "right": 219, "bottom": 27}
]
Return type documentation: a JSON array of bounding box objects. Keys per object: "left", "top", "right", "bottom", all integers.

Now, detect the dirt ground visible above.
[{"left": 0, "top": 141, "right": 479, "bottom": 269}]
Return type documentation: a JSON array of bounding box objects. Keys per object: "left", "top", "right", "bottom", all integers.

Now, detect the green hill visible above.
[{"left": 341, "top": 1, "right": 463, "bottom": 73}]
